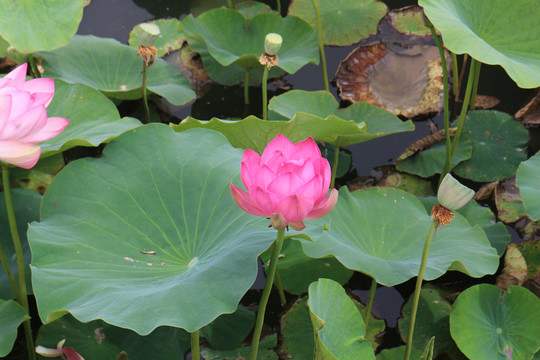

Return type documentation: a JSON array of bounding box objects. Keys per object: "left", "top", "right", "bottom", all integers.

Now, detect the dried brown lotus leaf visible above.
[
  {"left": 515, "top": 88, "right": 540, "bottom": 125},
  {"left": 496, "top": 244, "right": 528, "bottom": 291}
]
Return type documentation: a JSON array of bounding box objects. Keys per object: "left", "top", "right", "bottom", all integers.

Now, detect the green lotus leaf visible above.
[
  {"left": 11, "top": 154, "right": 64, "bottom": 194},
  {"left": 200, "top": 305, "right": 255, "bottom": 351},
  {"left": 28, "top": 125, "right": 276, "bottom": 335},
  {"left": 298, "top": 187, "right": 499, "bottom": 287},
  {"left": 307, "top": 279, "right": 375, "bottom": 359},
  {"left": 0, "top": 299, "right": 29, "bottom": 357},
  {"left": 396, "top": 133, "right": 473, "bottom": 177},
  {"left": 39, "top": 35, "right": 195, "bottom": 106},
  {"left": 201, "top": 334, "right": 277, "bottom": 360},
  {"left": 516, "top": 150, "right": 540, "bottom": 221},
  {"left": 260, "top": 237, "right": 353, "bottom": 295},
  {"left": 182, "top": 8, "right": 318, "bottom": 74},
  {"left": 171, "top": 114, "right": 367, "bottom": 153},
  {"left": 419, "top": 0, "right": 540, "bottom": 88},
  {"left": 399, "top": 284, "right": 465, "bottom": 360},
  {"left": 376, "top": 346, "right": 423, "bottom": 360},
  {"left": 0, "top": 189, "right": 41, "bottom": 298},
  {"left": 453, "top": 111, "right": 528, "bottom": 182},
  {"left": 40, "top": 80, "right": 142, "bottom": 157},
  {"left": 420, "top": 197, "right": 510, "bottom": 256},
  {"left": 450, "top": 284, "right": 540, "bottom": 360},
  {"left": 515, "top": 239, "right": 540, "bottom": 280},
  {"left": 129, "top": 19, "right": 185, "bottom": 57},
  {"left": 36, "top": 314, "right": 190, "bottom": 360},
  {"left": 0, "top": 0, "right": 84, "bottom": 53},
  {"left": 389, "top": 6, "right": 431, "bottom": 36},
  {"left": 268, "top": 90, "right": 415, "bottom": 146},
  {"left": 288, "top": 0, "right": 387, "bottom": 46}
]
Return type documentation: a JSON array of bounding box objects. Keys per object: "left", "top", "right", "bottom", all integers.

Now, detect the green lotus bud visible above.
[
  {"left": 264, "top": 33, "right": 282, "bottom": 56},
  {"left": 137, "top": 23, "right": 160, "bottom": 47},
  {"left": 437, "top": 173, "right": 475, "bottom": 210}
]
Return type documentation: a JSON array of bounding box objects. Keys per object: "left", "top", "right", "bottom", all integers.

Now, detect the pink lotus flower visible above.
[
  {"left": 230, "top": 134, "right": 338, "bottom": 231},
  {"left": 0, "top": 63, "right": 69, "bottom": 169}
]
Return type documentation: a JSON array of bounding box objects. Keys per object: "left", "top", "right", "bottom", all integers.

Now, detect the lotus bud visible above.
[
  {"left": 264, "top": 33, "right": 282, "bottom": 56},
  {"left": 137, "top": 23, "right": 160, "bottom": 47},
  {"left": 437, "top": 173, "right": 475, "bottom": 210}
]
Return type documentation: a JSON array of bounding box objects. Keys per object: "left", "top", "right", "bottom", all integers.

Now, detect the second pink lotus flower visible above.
[{"left": 230, "top": 134, "right": 338, "bottom": 231}]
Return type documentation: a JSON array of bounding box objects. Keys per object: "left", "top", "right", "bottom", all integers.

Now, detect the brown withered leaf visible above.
[
  {"left": 397, "top": 128, "right": 455, "bottom": 161},
  {"left": 515, "top": 88, "right": 540, "bottom": 125},
  {"left": 496, "top": 244, "right": 528, "bottom": 291},
  {"left": 474, "top": 94, "right": 500, "bottom": 109},
  {"left": 473, "top": 181, "right": 498, "bottom": 200}
]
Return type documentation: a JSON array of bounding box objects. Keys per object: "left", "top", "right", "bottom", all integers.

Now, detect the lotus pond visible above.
[{"left": 1, "top": 0, "right": 540, "bottom": 359}]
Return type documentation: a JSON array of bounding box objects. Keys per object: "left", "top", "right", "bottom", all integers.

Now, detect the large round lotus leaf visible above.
[
  {"left": 288, "top": 0, "right": 387, "bottom": 46},
  {"left": 268, "top": 90, "right": 415, "bottom": 146},
  {"left": 419, "top": 0, "right": 540, "bottom": 88},
  {"left": 200, "top": 305, "right": 255, "bottom": 351},
  {"left": 516, "top": 150, "right": 540, "bottom": 221},
  {"left": 201, "top": 334, "right": 277, "bottom": 360},
  {"left": 41, "top": 80, "right": 142, "bottom": 157},
  {"left": 453, "top": 111, "right": 528, "bottom": 182},
  {"left": 260, "top": 237, "right": 353, "bottom": 295},
  {"left": 420, "top": 196, "right": 510, "bottom": 257},
  {"left": 39, "top": 35, "right": 195, "bottom": 106},
  {"left": 182, "top": 9, "right": 319, "bottom": 74},
  {"left": 450, "top": 284, "right": 540, "bottom": 360},
  {"left": 0, "top": 299, "right": 28, "bottom": 357},
  {"left": 376, "top": 346, "right": 422, "bottom": 360},
  {"left": 28, "top": 125, "right": 276, "bottom": 335},
  {"left": 298, "top": 187, "right": 499, "bottom": 287},
  {"left": 307, "top": 279, "right": 375, "bottom": 359},
  {"left": 36, "top": 314, "right": 190, "bottom": 360},
  {"left": 399, "top": 284, "right": 465, "bottom": 359},
  {"left": 129, "top": 19, "right": 185, "bottom": 57},
  {"left": 396, "top": 133, "right": 473, "bottom": 177},
  {"left": 0, "top": 189, "right": 41, "bottom": 298},
  {"left": 0, "top": 0, "right": 84, "bottom": 53},
  {"left": 172, "top": 114, "right": 366, "bottom": 153}
]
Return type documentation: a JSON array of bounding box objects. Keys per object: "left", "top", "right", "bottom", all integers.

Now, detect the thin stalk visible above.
[
  {"left": 244, "top": 70, "right": 250, "bottom": 105},
  {"left": 227, "top": 0, "right": 233, "bottom": 8},
  {"left": 426, "top": 23, "right": 450, "bottom": 185},
  {"left": 262, "top": 66, "right": 269, "bottom": 120},
  {"left": 141, "top": 62, "right": 150, "bottom": 123},
  {"left": 451, "top": 52, "right": 458, "bottom": 98},
  {"left": 311, "top": 0, "right": 329, "bottom": 91},
  {"left": 276, "top": 0, "right": 281, "bottom": 14},
  {"left": 274, "top": 266, "right": 287, "bottom": 306},
  {"left": 330, "top": 145, "right": 339, "bottom": 189},
  {"left": 455, "top": 54, "right": 469, "bottom": 102},
  {"left": 0, "top": 243, "right": 21, "bottom": 300},
  {"left": 469, "top": 62, "right": 482, "bottom": 110},
  {"left": 27, "top": 54, "right": 41, "bottom": 78},
  {"left": 2, "top": 165, "right": 36, "bottom": 360},
  {"left": 362, "top": 277, "right": 377, "bottom": 333},
  {"left": 404, "top": 219, "right": 439, "bottom": 360},
  {"left": 191, "top": 330, "right": 200, "bottom": 360},
  {"left": 249, "top": 228, "right": 286, "bottom": 360}
]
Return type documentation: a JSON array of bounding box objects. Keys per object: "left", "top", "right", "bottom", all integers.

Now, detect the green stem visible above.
[
  {"left": 276, "top": 0, "right": 281, "bottom": 14},
  {"left": 469, "top": 62, "right": 482, "bottom": 110},
  {"left": 330, "top": 145, "right": 339, "bottom": 189},
  {"left": 274, "top": 266, "right": 287, "bottom": 306},
  {"left": 451, "top": 52, "right": 458, "bottom": 97},
  {"left": 311, "top": 0, "right": 329, "bottom": 91},
  {"left": 250, "top": 228, "right": 286, "bottom": 360},
  {"left": 2, "top": 165, "right": 36, "bottom": 360},
  {"left": 142, "top": 61, "right": 150, "bottom": 124},
  {"left": 455, "top": 54, "right": 469, "bottom": 102},
  {"left": 426, "top": 22, "right": 450, "bottom": 185},
  {"left": 362, "top": 277, "right": 377, "bottom": 333},
  {"left": 227, "top": 0, "right": 233, "bottom": 8},
  {"left": 27, "top": 54, "right": 41, "bottom": 78},
  {"left": 262, "top": 66, "right": 269, "bottom": 120},
  {"left": 404, "top": 219, "right": 439, "bottom": 360},
  {"left": 0, "top": 243, "right": 21, "bottom": 300},
  {"left": 244, "top": 70, "right": 250, "bottom": 105},
  {"left": 191, "top": 330, "right": 200, "bottom": 360}
]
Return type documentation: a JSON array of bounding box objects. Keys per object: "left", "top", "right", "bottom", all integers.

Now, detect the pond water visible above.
[{"left": 74, "top": 0, "right": 536, "bottom": 355}]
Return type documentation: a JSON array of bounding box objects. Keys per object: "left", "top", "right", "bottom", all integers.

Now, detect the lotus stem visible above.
[
  {"left": 451, "top": 52, "right": 458, "bottom": 97},
  {"left": 2, "top": 165, "right": 36, "bottom": 360},
  {"left": 455, "top": 54, "right": 468, "bottom": 102},
  {"left": 404, "top": 219, "right": 439, "bottom": 360},
  {"left": 274, "top": 266, "right": 286, "bottom": 306},
  {"left": 191, "top": 330, "right": 200, "bottom": 360},
  {"left": 330, "top": 145, "right": 339, "bottom": 189},
  {"left": 244, "top": 70, "right": 250, "bottom": 105},
  {"left": 141, "top": 61, "right": 150, "bottom": 124},
  {"left": 311, "top": 0, "right": 329, "bottom": 91},
  {"left": 469, "top": 62, "right": 482, "bottom": 110},
  {"left": 0, "top": 243, "right": 21, "bottom": 300},
  {"left": 262, "top": 66, "right": 269, "bottom": 120},
  {"left": 250, "top": 228, "right": 286, "bottom": 360},
  {"left": 425, "top": 22, "right": 450, "bottom": 185},
  {"left": 362, "top": 276, "right": 377, "bottom": 333},
  {"left": 276, "top": 0, "right": 281, "bottom": 14},
  {"left": 28, "top": 54, "right": 41, "bottom": 78},
  {"left": 227, "top": 0, "right": 233, "bottom": 8}
]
